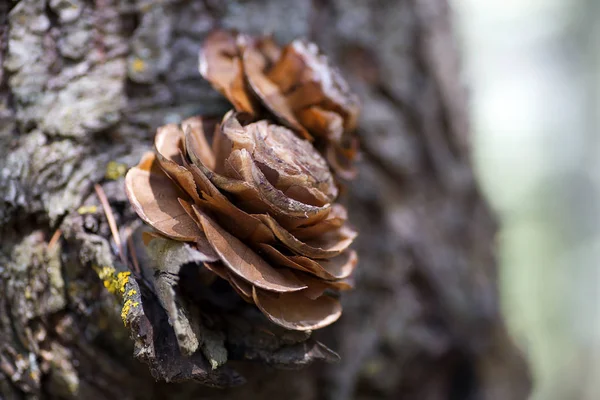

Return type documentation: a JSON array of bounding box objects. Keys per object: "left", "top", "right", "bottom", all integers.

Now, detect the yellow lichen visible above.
[
  {"left": 93, "top": 266, "right": 130, "bottom": 296},
  {"left": 105, "top": 161, "right": 127, "bottom": 180},
  {"left": 121, "top": 298, "right": 140, "bottom": 326},
  {"left": 132, "top": 58, "right": 146, "bottom": 73},
  {"left": 120, "top": 282, "right": 140, "bottom": 326},
  {"left": 116, "top": 271, "right": 131, "bottom": 295},
  {"left": 93, "top": 266, "right": 137, "bottom": 326},
  {"left": 93, "top": 265, "right": 115, "bottom": 278},
  {"left": 77, "top": 205, "right": 98, "bottom": 214}
]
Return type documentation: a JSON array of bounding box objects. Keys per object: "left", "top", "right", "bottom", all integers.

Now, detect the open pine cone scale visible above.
[
  {"left": 200, "top": 30, "right": 360, "bottom": 179},
  {"left": 125, "top": 112, "right": 357, "bottom": 331}
]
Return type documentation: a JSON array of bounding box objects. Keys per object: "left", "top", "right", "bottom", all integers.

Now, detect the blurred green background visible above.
[{"left": 453, "top": 0, "right": 599, "bottom": 398}]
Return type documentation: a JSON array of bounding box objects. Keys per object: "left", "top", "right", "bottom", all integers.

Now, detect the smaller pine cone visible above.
[
  {"left": 199, "top": 30, "right": 360, "bottom": 179},
  {"left": 125, "top": 112, "right": 358, "bottom": 331}
]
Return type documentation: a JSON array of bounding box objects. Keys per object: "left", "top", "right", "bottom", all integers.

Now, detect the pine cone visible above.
[
  {"left": 125, "top": 112, "right": 357, "bottom": 330},
  {"left": 199, "top": 30, "right": 360, "bottom": 179}
]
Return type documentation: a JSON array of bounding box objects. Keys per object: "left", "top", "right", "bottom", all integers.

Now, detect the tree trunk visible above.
[{"left": 0, "top": 0, "right": 530, "bottom": 399}]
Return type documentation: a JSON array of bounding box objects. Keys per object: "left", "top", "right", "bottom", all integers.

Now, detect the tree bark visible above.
[{"left": 0, "top": 0, "right": 530, "bottom": 399}]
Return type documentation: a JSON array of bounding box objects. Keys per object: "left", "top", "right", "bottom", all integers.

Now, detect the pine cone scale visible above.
[
  {"left": 252, "top": 287, "right": 342, "bottom": 332},
  {"left": 125, "top": 155, "right": 203, "bottom": 241},
  {"left": 197, "top": 211, "right": 308, "bottom": 293}
]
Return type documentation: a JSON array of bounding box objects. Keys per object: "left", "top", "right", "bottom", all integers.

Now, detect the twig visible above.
[
  {"left": 48, "top": 229, "right": 62, "bottom": 250},
  {"left": 94, "top": 183, "right": 126, "bottom": 264}
]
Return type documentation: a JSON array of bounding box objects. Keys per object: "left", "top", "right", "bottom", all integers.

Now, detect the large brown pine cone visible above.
[
  {"left": 199, "top": 30, "right": 360, "bottom": 179},
  {"left": 125, "top": 112, "right": 358, "bottom": 330}
]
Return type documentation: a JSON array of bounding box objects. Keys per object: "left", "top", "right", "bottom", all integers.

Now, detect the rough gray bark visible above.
[{"left": 0, "top": 0, "right": 530, "bottom": 399}]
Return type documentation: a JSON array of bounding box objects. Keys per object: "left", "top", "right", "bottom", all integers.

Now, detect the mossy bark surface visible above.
[{"left": 0, "top": 1, "right": 529, "bottom": 399}]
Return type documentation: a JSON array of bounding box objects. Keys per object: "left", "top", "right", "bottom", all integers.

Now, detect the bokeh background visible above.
[{"left": 453, "top": 0, "right": 599, "bottom": 398}]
